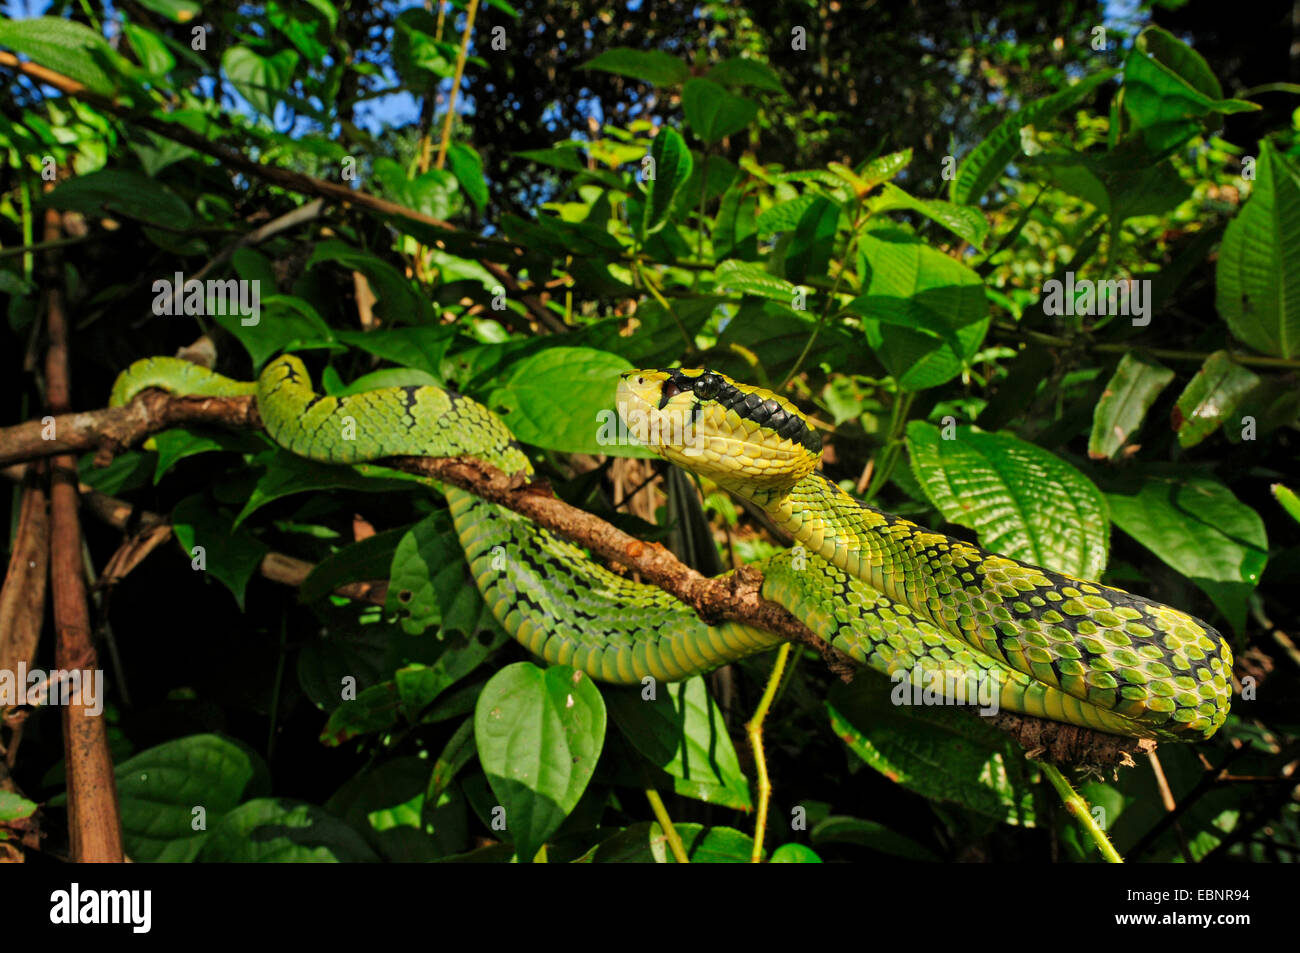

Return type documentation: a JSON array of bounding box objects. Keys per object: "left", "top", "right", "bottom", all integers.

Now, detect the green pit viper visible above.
[{"left": 111, "top": 356, "right": 1233, "bottom": 742}]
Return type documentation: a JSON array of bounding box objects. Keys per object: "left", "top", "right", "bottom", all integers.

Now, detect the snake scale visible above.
[{"left": 111, "top": 356, "right": 1233, "bottom": 742}]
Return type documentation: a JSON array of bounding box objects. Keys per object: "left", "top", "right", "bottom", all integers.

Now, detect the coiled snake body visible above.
[{"left": 111, "top": 357, "right": 1233, "bottom": 742}]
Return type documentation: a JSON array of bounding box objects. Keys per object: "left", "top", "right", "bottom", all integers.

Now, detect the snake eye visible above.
[{"left": 693, "top": 373, "right": 720, "bottom": 400}]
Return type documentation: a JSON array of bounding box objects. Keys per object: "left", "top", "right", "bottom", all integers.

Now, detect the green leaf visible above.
[
  {"left": 172, "top": 495, "right": 269, "bottom": 609},
  {"left": 115, "top": 734, "right": 265, "bottom": 862},
  {"left": 429, "top": 718, "right": 477, "bottom": 805},
  {"left": 297, "top": 604, "right": 395, "bottom": 712},
  {"left": 335, "top": 326, "right": 456, "bottom": 378},
  {"left": 233, "top": 449, "right": 414, "bottom": 528},
  {"left": 853, "top": 149, "right": 914, "bottom": 192},
  {"left": 906, "top": 421, "right": 1109, "bottom": 579},
  {"left": 393, "top": 9, "right": 455, "bottom": 87},
  {"left": 307, "top": 239, "right": 429, "bottom": 325},
  {"left": 705, "top": 57, "right": 785, "bottom": 93},
  {"left": 756, "top": 193, "right": 822, "bottom": 237},
  {"left": 606, "top": 677, "right": 752, "bottom": 810},
  {"left": 122, "top": 22, "right": 175, "bottom": 77},
  {"left": 1272, "top": 484, "right": 1300, "bottom": 525},
  {"left": 1105, "top": 473, "right": 1267, "bottom": 632},
  {"left": 810, "top": 816, "right": 940, "bottom": 861},
  {"left": 372, "top": 158, "right": 462, "bottom": 222},
  {"left": 474, "top": 663, "right": 606, "bottom": 862},
  {"left": 1087, "top": 352, "right": 1175, "bottom": 460},
  {"left": 446, "top": 142, "right": 488, "bottom": 211},
  {"left": 199, "top": 799, "right": 379, "bottom": 862},
  {"left": 783, "top": 196, "right": 839, "bottom": 283},
  {"left": 578, "top": 48, "right": 689, "bottom": 87},
  {"left": 0, "top": 16, "right": 121, "bottom": 96},
  {"left": 325, "top": 756, "right": 467, "bottom": 861},
  {"left": 1173, "top": 351, "right": 1261, "bottom": 448},
  {"left": 0, "top": 790, "right": 37, "bottom": 822},
  {"left": 1215, "top": 140, "right": 1300, "bottom": 358},
  {"left": 43, "top": 170, "right": 193, "bottom": 230},
  {"left": 152, "top": 428, "right": 268, "bottom": 483},
  {"left": 682, "top": 79, "right": 758, "bottom": 143},
  {"left": 221, "top": 45, "right": 299, "bottom": 116},
  {"left": 849, "top": 228, "right": 989, "bottom": 391},
  {"left": 769, "top": 843, "right": 822, "bottom": 863},
  {"left": 656, "top": 824, "right": 755, "bottom": 863},
  {"left": 1123, "top": 27, "right": 1258, "bottom": 155},
  {"left": 873, "top": 183, "right": 989, "bottom": 248},
  {"left": 386, "top": 511, "right": 495, "bottom": 637},
  {"left": 215, "top": 294, "right": 335, "bottom": 370},
  {"left": 641, "top": 127, "right": 693, "bottom": 238},
  {"left": 826, "top": 681, "right": 1036, "bottom": 825},
  {"left": 300, "top": 527, "right": 406, "bottom": 604},
  {"left": 134, "top": 0, "right": 201, "bottom": 22},
  {"left": 714, "top": 259, "right": 798, "bottom": 301},
  {"left": 488, "top": 347, "right": 631, "bottom": 454},
  {"left": 951, "top": 69, "right": 1118, "bottom": 205}
]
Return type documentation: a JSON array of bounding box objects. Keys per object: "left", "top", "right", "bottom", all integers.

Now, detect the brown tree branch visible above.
[
  {"left": 0, "top": 391, "right": 1151, "bottom": 767},
  {"left": 40, "top": 205, "right": 124, "bottom": 863}
]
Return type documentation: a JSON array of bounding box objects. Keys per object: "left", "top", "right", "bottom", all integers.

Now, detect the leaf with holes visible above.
[{"left": 906, "top": 421, "right": 1109, "bottom": 579}]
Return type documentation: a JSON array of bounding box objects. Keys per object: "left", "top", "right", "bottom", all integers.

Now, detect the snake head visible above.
[{"left": 616, "top": 368, "right": 821, "bottom": 490}]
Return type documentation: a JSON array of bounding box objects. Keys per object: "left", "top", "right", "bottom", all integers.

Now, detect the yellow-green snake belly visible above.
[{"left": 109, "top": 356, "right": 1233, "bottom": 742}]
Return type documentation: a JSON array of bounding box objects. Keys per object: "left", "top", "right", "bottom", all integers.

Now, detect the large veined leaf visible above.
[
  {"left": 906, "top": 421, "right": 1109, "bottom": 579},
  {"left": 199, "top": 799, "right": 379, "bottom": 862},
  {"left": 641, "top": 126, "right": 692, "bottom": 238},
  {"left": 848, "top": 228, "right": 989, "bottom": 391},
  {"left": 714, "top": 259, "right": 799, "bottom": 301},
  {"left": 1173, "top": 350, "right": 1261, "bottom": 448},
  {"left": 221, "top": 45, "right": 299, "bottom": 117},
  {"left": 783, "top": 196, "right": 840, "bottom": 282},
  {"left": 605, "top": 677, "right": 752, "bottom": 810},
  {"left": 1123, "top": 27, "right": 1258, "bottom": 156},
  {"left": 1215, "top": 140, "right": 1300, "bottom": 358},
  {"left": 682, "top": 79, "right": 758, "bottom": 143},
  {"left": 810, "top": 816, "right": 940, "bottom": 861},
  {"left": 115, "top": 734, "right": 267, "bottom": 862},
  {"left": 474, "top": 663, "right": 606, "bottom": 862},
  {"left": 705, "top": 57, "right": 785, "bottom": 93},
  {"left": 172, "top": 495, "right": 269, "bottom": 609},
  {"left": 0, "top": 16, "right": 121, "bottom": 95},
  {"left": 872, "top": 183, "right": 989, "bottom": 248},
  {"left": 950, "top": 68, "right": 1118, "bottom": 205},
  {"left": 487, "top": 346, "right": 632, "bottom": 454},
  {"left": 1087, "top": 352, "right": 1175, "bottom": 460},
  {"left": 826, "top": 681, "right": 1036, "bottom": 826},
  {"left": 43, "top": 169, "right": 194, "bottom": 230},
  {"left": 579, "top": 48, "right": 689, "bottom": 87},
  {"left": 1106, "top": 472, "right": 1267, "bottom": 633}
]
